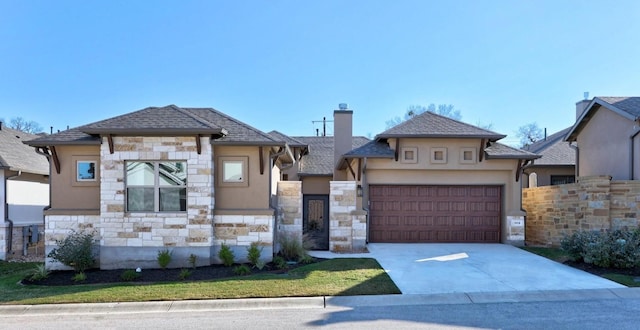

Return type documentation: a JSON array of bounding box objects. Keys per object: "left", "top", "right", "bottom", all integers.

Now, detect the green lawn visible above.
[
  {"left": 521, "top": 246, "right": 640, "bottom": 287},
  {"left": 0, "top": 258, "right": 400, "bottom": 305}
]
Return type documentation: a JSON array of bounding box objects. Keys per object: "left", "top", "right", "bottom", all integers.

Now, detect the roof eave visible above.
[
  {"left": 81, "top": 128, "right": 226, "bottom": 136},
  {"left": 376, "top": 134, "right": 506, "bottom": 140},
  {"left": 211, "top": 141, "right": 285, "bottom": 147},
  {"left": 23, "top": 139, "right": 101, "bottom": 147}
]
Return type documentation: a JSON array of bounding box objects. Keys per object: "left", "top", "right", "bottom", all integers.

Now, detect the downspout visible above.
[
  {"left": 630, "top": 125, "right": 640, "bottom": 180},
  {"left": 362, "top": 157, "right": 369, "bottom": 244},
  {"left": 4, "top": 170, "right": 22, "bottom": 255}
]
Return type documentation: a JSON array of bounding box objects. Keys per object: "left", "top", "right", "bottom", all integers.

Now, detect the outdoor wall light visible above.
[{"left": 357, "top": 185, "right": 363, "bottom": 197}]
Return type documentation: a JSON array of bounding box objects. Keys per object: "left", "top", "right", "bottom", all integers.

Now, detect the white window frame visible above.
[
  {"left": 125, "top": 161, "right": 187, "bottom": 213},
  {"left": 218, "top": 156, "right": 249, "bottom": 187}
]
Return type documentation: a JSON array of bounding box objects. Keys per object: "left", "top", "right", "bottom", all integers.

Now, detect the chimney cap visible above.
[
  {"left": 583, "top": 92, "right": 589, "bottom": 100},
  {"left": 338, "top": 103, "right": 348, "bottom": 110}
]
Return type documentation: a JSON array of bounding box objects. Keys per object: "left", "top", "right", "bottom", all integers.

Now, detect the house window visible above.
[
  {"left": 401, "top": 147, "right": 418, "bottom": 164},
  {"left": 218, "top": 156, "right": 249, "bottom": 187},
  {"left": 431, "top": 147, "right": 447, "bottom": 164},
  {"left": 282, "top": 173, "right": 289, "bottom": 181},
  {"left": 77, "top": 161, "right": 96, "bottom": 181},
  {"left": 550, "top": 175, "right": 576, "bottom": 185},
  {"left": 126, "top": 161, "right": 187, "bottom": 212},
  {"left": 460, "top": 148, "right": 476, "bottom": 164}
]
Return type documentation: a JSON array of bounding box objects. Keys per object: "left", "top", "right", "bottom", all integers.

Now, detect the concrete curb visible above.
[{"left": 2, "top": 288, "right": 640, "bottom": 316}]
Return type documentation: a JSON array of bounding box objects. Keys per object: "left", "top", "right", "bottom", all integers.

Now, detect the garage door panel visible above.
[{"left": 369, "top": 185, "right": 501, "bottom": 243}]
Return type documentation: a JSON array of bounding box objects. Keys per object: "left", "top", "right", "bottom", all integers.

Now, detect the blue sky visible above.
[{"left": 1, "top": 1, "right": 639, "bottom": 145}]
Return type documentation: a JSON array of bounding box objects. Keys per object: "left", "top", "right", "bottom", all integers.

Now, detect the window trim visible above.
[
  {"left": 125, "top": 160, "right": 187, "bottom": 213},
  {"left": 72, "top": 156, "right": 99, "bottom": 187},
  {"left": 430, "top": 147, "right": 447, "bottom": 164},
  {"left": 460, "top": 147, "right": 477, "bottom": 164},
  {"left": 550, "top": 175, "right": 576, "bottom": 186},
  {"left": 400, "top": 147, "right": 418, "bottom": 164},
  {"left": 218, "top": 156, "right": 249, "bottom": 187}
]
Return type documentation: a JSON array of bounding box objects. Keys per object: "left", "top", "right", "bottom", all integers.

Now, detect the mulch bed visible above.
[{"left": 22, "top": 261, "right": 319, "bottom": 286}]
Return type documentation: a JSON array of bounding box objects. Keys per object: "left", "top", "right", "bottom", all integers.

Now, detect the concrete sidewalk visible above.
[{"left": 2, "top": 288, "right": 640, "bottom": 316}]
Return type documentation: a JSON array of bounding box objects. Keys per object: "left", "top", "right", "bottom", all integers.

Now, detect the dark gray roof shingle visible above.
[
  {"left": 524, "top": 127, "right": 575, "bottom": 166},
  {"left": 377, "top": 111, "right": 506, "bottom": 140},
  {"left": 567, "top": 97, "right": 640, "bottom": 141},
  {"left": 0, "top": 126, "right": 49, "bottom": 175},
  {"left": 267, "top": 131, "right": 307, "bottom": 147},
  {"left": 598, "top": 97, "right": 640, "bottom": 118},
  {"left": 25, "top": 105, "right": 281, "bottom": 146},
  {"left": 293, "top": 136, "right": 370, "bottom": 176},
  {"left": 485, "top": 142, "right": 540, "bottom": 160},
  {"left": 343, "top": 140, "right": 395, "bottom": 158}
]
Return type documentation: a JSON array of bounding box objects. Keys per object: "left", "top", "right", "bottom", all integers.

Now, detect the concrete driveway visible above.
[{"left": 310, "top": 243, "right": 625, "bottom": 294}]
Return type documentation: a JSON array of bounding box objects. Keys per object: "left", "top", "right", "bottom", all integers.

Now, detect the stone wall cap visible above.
[{"left": 350, "top": 210, "right": 368, "bottom": 216}]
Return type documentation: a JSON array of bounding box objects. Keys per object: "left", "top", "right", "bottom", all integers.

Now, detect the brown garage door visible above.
[{"left": 369, "top": 185, "right": 501, "bottom": 243}]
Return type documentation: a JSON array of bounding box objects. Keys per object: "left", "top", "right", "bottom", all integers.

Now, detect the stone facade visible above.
[
  {"left": 329, "top": 181, "right": 367, "bottom": 252},
  {"left": 276, "top": 181, "right": 303, "bottom": 235},
  {"left": 212, "top": 214, "right": 274, "bottom": 263},
  {"left": 44, "top": 215, "right": 101, "bottom": 269},
  {"left": 523, "top": 175, "right": 640, "bottom": 246}
]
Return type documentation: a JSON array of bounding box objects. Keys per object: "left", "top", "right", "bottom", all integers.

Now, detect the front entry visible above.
[{"left": 303, "top": 194, "right": 329, "bottom": 250}]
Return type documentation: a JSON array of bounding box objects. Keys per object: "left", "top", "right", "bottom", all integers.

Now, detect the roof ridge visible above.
[
  {"left": 172, "top": 106, "right": 223, "bottom": 130},
  {"left": 190, "top": 108, "right": 278, "bottom": 142}
]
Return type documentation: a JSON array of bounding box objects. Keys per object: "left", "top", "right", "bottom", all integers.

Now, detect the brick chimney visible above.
[
  {"left": 333, "top": 103, "right": 352, "bottom": 180},
  {"left": 576, "top": 92, "right": 591, "bottom": 120}
]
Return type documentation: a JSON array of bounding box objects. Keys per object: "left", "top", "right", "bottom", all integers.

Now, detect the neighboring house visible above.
[
  {"left": 566, "top": 97, "right": 640, "bottom": 180},
  {"left": 24, "top": 104, "right": 540, "bottom": 270},
  {"left": 0, "top": 123, "right": 49, "bottom": 260},
  {"left": 522, "top": 127, "right": 576, "bottom": 187},
  {"left": 336, "top": 110, "right": 539, "bottom": 244},
  {"left": 25, "top": 105, "right": 292, "bottom": 269}
]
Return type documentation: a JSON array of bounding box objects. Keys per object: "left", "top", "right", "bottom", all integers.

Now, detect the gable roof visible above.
[
  {"left": 566, "top": 97, "right": 640, "bottom": 141},
  {"left": 484, "top": 142, "right": 540, "bottom": 160},
  {"left": 523, "top": 127, "right": 575, "bottom": 166},
  {"left": 25, "top": 105, "right": 283, "bottom": 147},
  {"left": 0, "top": 125, "right": 49, "bottom": 175},
  {"left": 376, "top": 111, "right": 506, "bottom": 140},
  {"left": 293, "top": 136, "right": 370, "bottom": 176},
  {"left": 267, "top": 131, "right": 307, "bottom": 148}
]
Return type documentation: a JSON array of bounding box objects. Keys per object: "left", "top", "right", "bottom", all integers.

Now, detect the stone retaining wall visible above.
[{"left": 523, "top": 175, "right": 640, "bottom": 246}]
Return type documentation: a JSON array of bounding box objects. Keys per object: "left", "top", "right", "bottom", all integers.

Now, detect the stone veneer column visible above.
[
  {"left": 329, "top": 181, "right": 367, "bottom": 252},
  {"left": 99, "top": 136, "right": 214, "bottom": 269},
  {"left": 274, "top": 181, "right": 302, "bottom": 255}
]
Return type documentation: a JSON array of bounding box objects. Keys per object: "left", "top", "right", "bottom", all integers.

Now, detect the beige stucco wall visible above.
[
  {"left": 577, "top": 107, "right": 637, "bottom": 180},
  {"left": 302, "top": 176, "right": 330, "bottom": 195},
  {"left": 214, "top": 145, "right": 272, "bottom": 210},
  {"left": 47, "top": 145, "right": 101, "bottom": 211}
]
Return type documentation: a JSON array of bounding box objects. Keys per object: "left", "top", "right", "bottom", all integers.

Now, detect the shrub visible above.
[
  {"left": 178, "top": 269, "right": 192, "bottom": 280},
  {"left": 278, "top": 232, "right": 308, "bottom": 261},
  {"left": 121, "top": 269, "right": 141, "bottom": 281},
  {"left": 219, "top": 244, "right": 235, "bottom": 267},
  {"left": 28, "top": 264, "right": 49, "bottom": 281},
  {"left": 233, "top": 264, "right": 251, "bottom": 275},
  {"left": 47, "top": 230, "right": 97, "bottom": 273},
  {"left": 157, "top": 249, "right": 173, "bottom": 269},
  {"left": 273, "top": 255, "right": 288, "bottom": 270},
  {"left": 188, "top": 254, "right": 197, "bottom": 269},
  {"left": 561, "top": 229, "right": 640, "bottom": 269},
  {"left": 72, "top": 272, "right": 87, "bottom": 282},
  {"left": 247, "top": 242, "right": 263, "bottom": 268},
  {"left": 299, "top": 254, "right": 314, "bottom": 264}
]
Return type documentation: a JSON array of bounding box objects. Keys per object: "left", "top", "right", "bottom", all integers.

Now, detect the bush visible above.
[
  {"left": 188, "top": 254, "right": 197, "bottom": 269},
  {"left": 72, "top": 272, "right": 87, "bottom": 282},
  {"left": 178, "top": 269, "right": 192, "bottom": 280},
  {"left": 219, "top": 244, "right": 235, "bottom": 267},
  {"left": 121, "top": 269, "right": 141, "bottom": 281},
  {"left": 28, "top": 264, "right": 49, "bottom": 281},
  {"left": 278, "top": 233, "right": 308, "bottom": 261},
  {"left": 157, "top": 249, "right": 173, "bottom": 269},
  {"left": 273, "top": 255, "right": 288, "bottom": 270},
  {"left": 561, "top": 229, "right": 640, "bottom": 269},
  {"left": 47, "top": 230, "right": 97, "bottom": 273},
  {"left": 247, "top": 242, "right": 263, "bottom": 268},
  {"left": 299, "top": 254, "right": 314, "bottom": 264},
  {"left": 233, "top": 264, "right": 251, "bottom": 275}
]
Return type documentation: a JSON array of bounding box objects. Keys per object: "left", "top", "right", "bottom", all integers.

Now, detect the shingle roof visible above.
[
  {"left": 566, "top": 97, "right": 640, "bottom": 141},
  {"left": 0, "top": 125, "right": 49, "bottom": 175},
  {"left": 25, "top": 105, "right": 281, "bottom": 146},
  {"left": 485, "top": 142, "right": 540, "bottom": 160},
  {"left": 343, "top": 140, "right": 395, "bottom": 158},
  {"left": 376, "top": 111, "right": 506, "bottom": 140},
  {"left": 267, "top": 131, "right": 307, "bottom": 148},
  {"left": 523, "top": 127, "right": 575, "bottom": 166},
  {"left": 293, "top": 136, "right": 370, "bottom": 176}
]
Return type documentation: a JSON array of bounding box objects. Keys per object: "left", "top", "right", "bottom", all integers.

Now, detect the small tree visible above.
[
  {"left": 516, "top": 122, "right": 544, "bottom": 148},
  {"left": 47, "top": 230, "right": 97, "bottom": 274}
]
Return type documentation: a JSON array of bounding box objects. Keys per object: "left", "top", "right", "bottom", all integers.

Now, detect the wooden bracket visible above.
[
  {"left": 50, "top": 146, "right": 61, "bottom": 174},
  {"left": 394, "top": 138, "right": 400, "bottom": 161},
  {"left": 479, "top": 139, "right": 485, "bottom": 162},
  {"left": 345, "top": 158, "right": 356, "bottom": 179},
  {"left": 107, "top": 134, "right": 114, "bottom": 154},
  {"left": 259, "top": 146, "right": 264, "bottom": 175},
  {"left": 357, "top": 158, "right": 362, "bottom": 181},
  {"left": 195, "top": 135, "right": 202, "bottom": 155}
]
